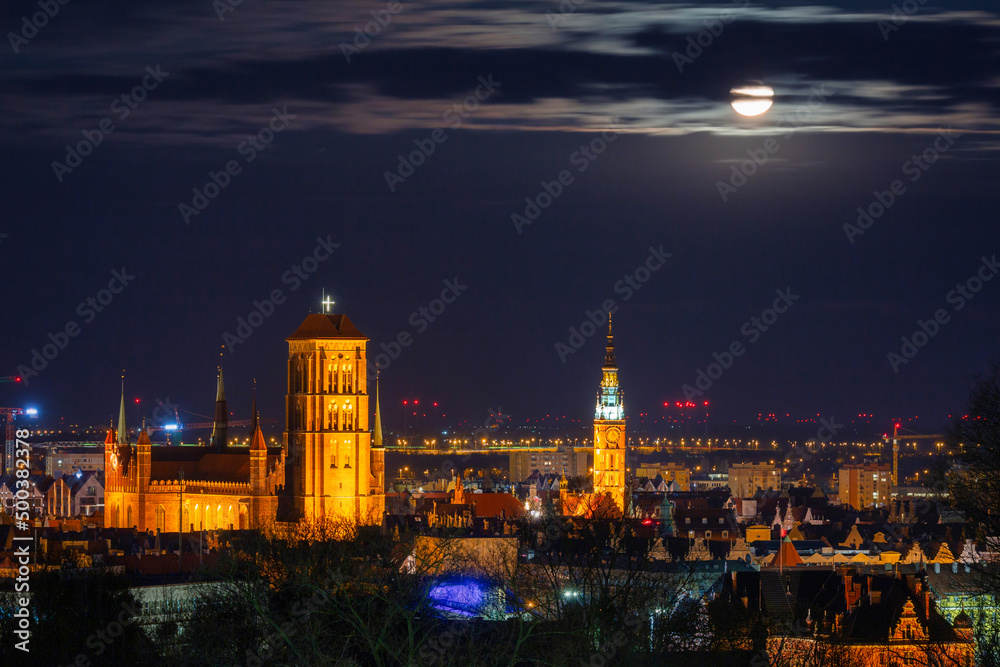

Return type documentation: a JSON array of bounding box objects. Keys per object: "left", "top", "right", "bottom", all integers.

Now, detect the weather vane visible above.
[{"left": 321, "top": 290, "right": 335, "bottom": 313}]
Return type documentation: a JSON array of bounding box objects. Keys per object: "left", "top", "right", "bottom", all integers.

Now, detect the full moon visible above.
[{"left": 730, "top": 84, "right": 774, "bottom": 116}]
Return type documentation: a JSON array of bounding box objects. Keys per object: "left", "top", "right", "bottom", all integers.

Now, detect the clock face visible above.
[
  {"left": 606, "top": 427, "right": 621, "bottom": 445},
  {"left": 110, "top": 449, "right": 119, "bottom": 471}
]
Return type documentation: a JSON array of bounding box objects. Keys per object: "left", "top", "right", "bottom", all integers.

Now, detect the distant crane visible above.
[{"left": 884, "top": 424, "right": 944, "bottom": 486}]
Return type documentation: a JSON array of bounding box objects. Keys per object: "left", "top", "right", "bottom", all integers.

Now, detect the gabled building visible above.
[{"left": 720, "top": 570, "right": 974, "bottom": 665}]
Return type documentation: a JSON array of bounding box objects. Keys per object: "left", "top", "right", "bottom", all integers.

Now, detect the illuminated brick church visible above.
[{"left": 103, "top": 308, "right": 386, "bottom": 532}]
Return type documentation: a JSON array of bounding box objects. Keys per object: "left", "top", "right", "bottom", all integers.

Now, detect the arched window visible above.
[
  {"left": 156, "top": 505, "right": 166, "bottom": 533},
  {"left": 127, "top": 506, "right": 133, "bottom": 528},
  {"left": 182, "top": 505, "right": 190, "bottom": 532}
]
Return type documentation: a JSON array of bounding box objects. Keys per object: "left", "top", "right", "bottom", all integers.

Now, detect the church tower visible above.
[
  {"left": 592, "top": 316, "right": 626, "bottom": 513},
  {"left": 283, "top": 308, "right": 384, "bottom": 524}
]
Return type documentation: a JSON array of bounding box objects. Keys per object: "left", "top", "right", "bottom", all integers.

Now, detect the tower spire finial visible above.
[
  {"left": 250, "top": 378, "right": 259, "bottom": 433},
  {"left": 373, "top": 363, "right": 384, "bottom": 450},
  {"left": 211, "top": 366, "right": 229, "bottom": 451},
  {"left": 117, "top": 372, "right": 128, "bottom": 445}
]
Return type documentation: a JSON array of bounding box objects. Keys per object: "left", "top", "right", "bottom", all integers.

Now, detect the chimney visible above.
[{"left": 924, "top": 589, "right": 931, "bottom": 621}]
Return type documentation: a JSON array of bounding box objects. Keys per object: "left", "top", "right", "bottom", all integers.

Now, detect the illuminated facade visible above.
[
  {"left": 592, "top": 318, "right": 626, "bottom": 514},
  {"left": 105, "top": 309, "right": 387, "bottom": 533},
  {"left": 104, "top": 380, "right": 285, "bottom": 533},
  {"left": 281, "top": 312, "right": 385, "bottom": 524}
]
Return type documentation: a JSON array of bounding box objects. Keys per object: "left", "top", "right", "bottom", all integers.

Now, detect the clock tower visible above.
[{"left": 592, "top": 316, "right": 626, "bottom": 513}]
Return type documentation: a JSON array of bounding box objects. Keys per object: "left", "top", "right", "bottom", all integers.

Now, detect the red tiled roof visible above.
[
  {"left": 469, "top": 493, "right": 525, "bottom": 519},
  {"left": 286, "top": 314, "right": 366, "bottom": 340},
  {"left": 150, "top": 453, "right": 250, "bottom": 483}
]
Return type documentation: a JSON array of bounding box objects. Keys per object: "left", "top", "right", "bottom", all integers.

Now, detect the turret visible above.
[
  {"left": 136, "top": 426, "right": 151, "bottom": 493},
  {"left": 250, "top": 424, "right": 267, "bottom": 494}
]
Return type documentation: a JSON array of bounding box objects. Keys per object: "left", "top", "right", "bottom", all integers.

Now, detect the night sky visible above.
[{"left": 2, "top": 0, "right": 998, "bottom": 433}]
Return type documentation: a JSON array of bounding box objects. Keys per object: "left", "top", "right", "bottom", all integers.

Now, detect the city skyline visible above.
[{"left": 2, "top": 0, "right": 998, "bottom": 434}]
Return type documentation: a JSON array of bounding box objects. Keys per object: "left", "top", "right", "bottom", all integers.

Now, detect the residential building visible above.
[
  {"left": 839, "top": 462, "right": 892, "bottom": 509},
  {"left": 728, "top": 462, "right": 781, "bottom": 498}
]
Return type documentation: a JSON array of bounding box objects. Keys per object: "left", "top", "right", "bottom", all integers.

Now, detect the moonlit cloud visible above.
[{"left": 2, "top": 0, "right": 999, "bottom": 146}]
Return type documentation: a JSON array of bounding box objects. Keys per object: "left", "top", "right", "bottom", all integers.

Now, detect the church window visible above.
[
  {"left": 345, "top": 456, "right": 351, "bottom": 468},
  {"left": 156, "top": 505, "right": 165, "bottom": 533},
  {"left": 331, "top": 453, "right": 337, "bottom": 468}
]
